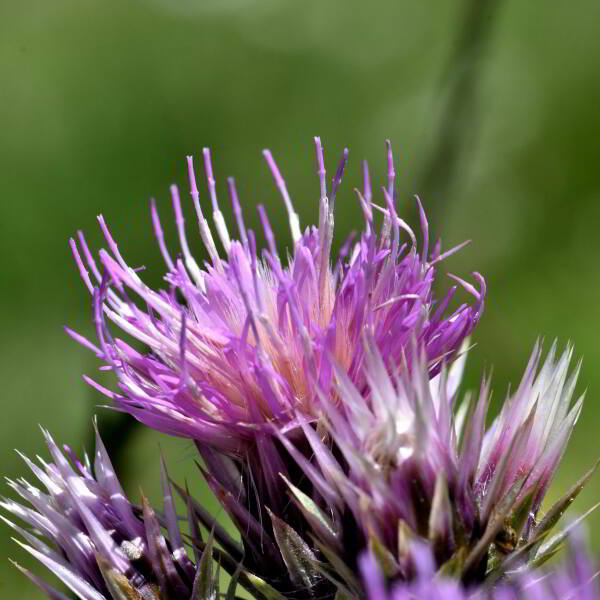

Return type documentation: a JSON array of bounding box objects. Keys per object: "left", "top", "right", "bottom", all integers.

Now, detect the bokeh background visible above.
[{"left": 2, "top": 0, "right": 600, "bottom": 597}]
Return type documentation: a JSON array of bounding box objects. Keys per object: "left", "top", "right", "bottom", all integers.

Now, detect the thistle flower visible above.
[
  {"left": 64, "top": 139, "right": 485, "bottom": 596},
  {"left": 359, "top": 528, "right": 600, "bottom": 600},
  {"left": 166, "top": 338, "right": 593, "bottom": 600},
  {"left": 67, "top": 138, "right": 484, "bottom": 454},
  {"left": 269, "top": 338, "right": 592, "bottom": 592},
  {"left": 1, "top": 424, "right": 225, "bottom": 600},
  {"left": 59, "top": 137, "right": 593, "bottom": 600}
]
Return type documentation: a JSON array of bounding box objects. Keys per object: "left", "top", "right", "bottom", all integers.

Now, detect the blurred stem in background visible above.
[
  {"left": 418, "top": 0, "right": 503, "bottom": 226},
  {"left": 85, "top": 0, "right": 504, "bottom": 481}
]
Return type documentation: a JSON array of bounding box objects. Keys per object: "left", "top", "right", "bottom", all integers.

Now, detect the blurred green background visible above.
[{"left": 2, "top": 0, "right": 600, "bottom": 597}]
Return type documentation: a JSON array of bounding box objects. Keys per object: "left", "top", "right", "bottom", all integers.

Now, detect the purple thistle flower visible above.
[
  {"left": 67, "top": 138, "right": 484, "bottom": 454},
  {"left": 161, "top": 339, "right": 593, "bottom": 600},
  {"left": 359, "top": 528, "right": 600, "bottom": 600},
  {"left": 1, "top": 424, "right": 229, "bottom": 600},
  {"left": 274, "top": 337, "right": 591, "bottom": 590},
  {"left": 56, "top": 136, "right": 596, "bottom": 600},
  {"left": 62, "top": 139, "right": 488, "bottom": 598},
  {"left": 4, "top": 136, "right": 596, "bottom": 600}
]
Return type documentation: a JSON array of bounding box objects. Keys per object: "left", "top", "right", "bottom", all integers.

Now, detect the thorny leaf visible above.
[
  {"left": 534, "top": 458, "right": 600, "bottom": 538},
  {"left": 267, "top": 507, "right": 321, "bottom": 589},
  {"left": 191, "top": 530, "right": 216, "bottom": 600}
]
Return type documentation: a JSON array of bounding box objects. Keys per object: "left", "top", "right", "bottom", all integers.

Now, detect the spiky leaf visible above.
[
  {"left": 436, "top": 547, "right": 467, "bottom": 579},
  {"left": 531, "top": 501, "right": 600, "bottom": 568},
  {"left": 96, "top": 555, "right": 148, "bottom": 600},
  {"left": 463, "top": 476, "right": 526, "bottom": 576},
  {"left": 245, "top": 573, "right": 288, "bottom": 600},
  {"left": 368, "top": 531, "right": 400, "bottom": 578},
  {"left": 267, "top": 507, "right": 321, "bottom": 589},
  {"left": 428, "top": 473, "right": 454, "bottom": 555},
  {"left": 280, "top": 474, "right": 339, "bottom": 544},
  {"left": 191, "top": 530, "right": 216, "bottom": 600},
  {"left": 534, "top": 458, "right": 600, "bottom": 537},
  {"left": 311, "top": 538, "right": 362, "bottom": 595}
]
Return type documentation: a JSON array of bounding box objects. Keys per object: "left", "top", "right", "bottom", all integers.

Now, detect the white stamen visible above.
[
  {"left": 213, "top": 209, "right": 232, "bottom": 254},
  {"left": 263, "top": 149, "right": 301, "bottom": 244},
  {"left": 202, "top": 148, "right": 232, "bottom": 252},
  {"left": 170, "top": 185, "right": 206, "bottom": 291}
]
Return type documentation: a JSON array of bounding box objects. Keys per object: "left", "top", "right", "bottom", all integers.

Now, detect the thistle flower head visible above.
[
  {"left": 68, "top": 138, "right": 484, "bottom": 454},
  {"left": 273, "top": 338, "right": 590, "bottom": 590},
  {"left": 164, "top": 339, "right": 591, "bottom": 600},
  {"left": 1, "top": 424, "right": 221, "bottom": 600},
  {"left": 57, "top": 137, "right": 595, "bottom": 600}
]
